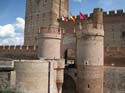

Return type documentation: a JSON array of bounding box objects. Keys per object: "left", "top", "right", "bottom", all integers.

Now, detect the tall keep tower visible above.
[{"left": 24, "top": 0, "right": 69, "bottom": 45}]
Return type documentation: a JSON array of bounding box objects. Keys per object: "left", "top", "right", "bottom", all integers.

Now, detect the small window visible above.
[
  {"left": 122, "top": 32, "right": 125, "bottom": 40},
  {"left": 75, "top": 73, "right": 77, "bottom": 77},
  {"left": 88, "top": 84, "right": 90, "bottom": 88},
  {"left": 37, "top": 14, "right": 39, "bottom": 17}
]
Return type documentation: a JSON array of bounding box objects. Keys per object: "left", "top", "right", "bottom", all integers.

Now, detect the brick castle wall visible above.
[{"left": 0, "top": 46, "right": 38, "bottom": 60}]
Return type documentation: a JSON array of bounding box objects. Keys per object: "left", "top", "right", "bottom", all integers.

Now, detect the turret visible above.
[
  {"left": 76, "top": 8, "right": 104, "bottom": 93},
  {"left": 93, "top": 8, "right": 103, "bottom": 28},
  {"left": 37, "top": 27, "right": 61, "bottom": 59}
]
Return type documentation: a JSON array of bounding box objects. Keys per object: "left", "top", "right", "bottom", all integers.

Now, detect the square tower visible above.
[{"left": 24, "top": 0, "right": 69, "bottom": 45}]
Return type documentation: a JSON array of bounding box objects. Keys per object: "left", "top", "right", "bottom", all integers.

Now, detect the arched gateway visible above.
[{"left": 62, "top": 74, "right": 76, "bottom": 93}]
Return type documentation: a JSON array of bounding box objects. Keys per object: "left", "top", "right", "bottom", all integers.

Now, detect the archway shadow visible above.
[{"left": 62, "top": 74, "right": 76, "bottom": 93}]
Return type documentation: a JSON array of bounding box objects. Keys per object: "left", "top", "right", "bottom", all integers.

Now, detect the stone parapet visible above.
[
  {"left": 103, "top": 9, "right": 125, "bottom": 16},
  {"left": 38, "top": 32, "right": 61, "bottom": 40},
  {"left": 39, "top": 27, "right": 61, "bottom": 34},
  {"left": 76, "top": 25, "right": 104, "bottom": 39},
  {"left": 103, "top": 9, "right": 125, "bottom": 23},
  {"left": 0, "top": 45, "right": 37, "bottom": 51},
  {"left": 58, "top": 8, "right": 104, "bottom": 34},
  {"left": 0, "top": 46, "right": 38, "bottom": 59}
]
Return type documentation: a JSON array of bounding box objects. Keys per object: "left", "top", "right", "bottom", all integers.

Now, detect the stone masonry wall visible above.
[
  {"left": 104, "top": 67, "right": 125, "bottom": 93},
  {"left": 63, "top": 66, "right": 125, "bottom": 93},
  {"left": 24, "top": 0, "right": 69, "bottom": 45},
  {"left": 61, "top": 10, "right": 125, "bottom": 55},
  {"left": 104, "top": 47, "right": 125, "bottom": 67},
  {"left": 14, "top": 61, "right": 50, "bottom": 93},
  {"left": 0, "top": 72, "right": 10, "bottom": 88}
]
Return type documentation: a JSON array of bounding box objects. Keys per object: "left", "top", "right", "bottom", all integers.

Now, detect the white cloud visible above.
[
  {"left": 0, "top": 24, "right": 15, "bottom": 38},
  {"left": 15, "top": 17, "right": 25, "bottom": 33},
  {"left": 0, "top": 17, "right": 25, "bottom": 45},
  {"left": 0, "top": 37, "right": 24, "bottom": 45}
]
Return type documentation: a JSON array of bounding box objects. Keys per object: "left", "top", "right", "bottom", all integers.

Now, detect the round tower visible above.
[
  {"left": 37, "top": 27, "right": 62, "bottom": 59},
  {"left": 37, "top": 27, "right": 65, "bottom": 93},
  {"left": 76, "top": 8, "right": 104, "bottom": 93},
  {"left": 14, "top": 60, "right": 50, "bottom": 93}
]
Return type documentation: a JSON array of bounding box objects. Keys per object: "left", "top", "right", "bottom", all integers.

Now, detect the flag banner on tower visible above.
[
  {"left": 62, "top": 16, "right": 66, "bottom": 21},
  {"left": 70, "top": 16, "right": 75, "bottom": 22},
  {"left": 66, "top": 17, "right": 69, "bottom": 21},
  {"left": 79, "top": 12, "right": 87, "bottom": 20},
  {"left": 62, "top": 16, "right": 69, "bottom": 22}
]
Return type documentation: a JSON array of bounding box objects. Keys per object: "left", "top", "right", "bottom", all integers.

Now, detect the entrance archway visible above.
[{"left": 62, "top": 74, "right": 76, "bottom": 93}]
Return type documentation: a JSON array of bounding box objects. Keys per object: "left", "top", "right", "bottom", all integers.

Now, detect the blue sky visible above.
[
  {"left": 70, "top": 0, "right": 125, "bottom": 15},
  {"left": 0, "top": 0, "right": 25, "bottom": 25},
  {"left": 0, "top": 0, "right": 125, "bottom": 45}
]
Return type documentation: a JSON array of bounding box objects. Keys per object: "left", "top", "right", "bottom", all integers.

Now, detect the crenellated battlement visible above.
[
  {"left": 103, "top": 9, "right": 125, "bottom": 16},
  {"left": 0, "top": 45, "right": 37, "bottom": 51},
  {"left": 58, "top": 9, "right": 125, "bottom": 30},
  {"left": 58, "top": 8, "right": 104, "bottom": 34},
  {"left": 103, "top": 9, "right": 125, "bottom": 23},
  {"left": 59, "top": 18, "right": 103, "bottom": 31},
  {"left": 39, "top": 27, "right": 61, "bottom": 34},
  {"left": 0, "top": 45, "right": 38, "bottom": 60}
]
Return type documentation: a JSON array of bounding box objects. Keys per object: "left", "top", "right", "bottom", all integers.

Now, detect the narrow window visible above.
[
  {"left": 88, "top": 84, "right": 90, "bottom": 88},
  {"left": 122, "top": 32, "right": 125, "bottom": 40}
]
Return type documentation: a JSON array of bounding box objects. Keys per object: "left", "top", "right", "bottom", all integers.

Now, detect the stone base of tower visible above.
[
  {"left": 77, "top": 65, "right": 104, "bottom": 93},
  {"left": 14, "top": 59, "right": 65, "bottom": 93}
]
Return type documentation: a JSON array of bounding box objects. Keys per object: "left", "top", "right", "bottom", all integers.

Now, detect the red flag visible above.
[{"left": 79, "top": 12, "right": 87, "bottom": 20}]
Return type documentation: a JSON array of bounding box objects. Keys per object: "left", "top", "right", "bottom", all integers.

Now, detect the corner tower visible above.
[
  {"left": 76, "top": 8, "right": 104, "bottom": 93},
  {"left": 24, "top": 0, "right": 69, "bottom": 45}
]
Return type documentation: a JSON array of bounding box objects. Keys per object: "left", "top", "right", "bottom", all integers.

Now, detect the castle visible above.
[{"left": 0, "top": 0, "right": 125, "bottom": 93}]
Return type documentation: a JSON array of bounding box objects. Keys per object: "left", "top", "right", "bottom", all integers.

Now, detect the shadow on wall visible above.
[{"left": 62, "top": 74, "right": 76, "bottom": 93}]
